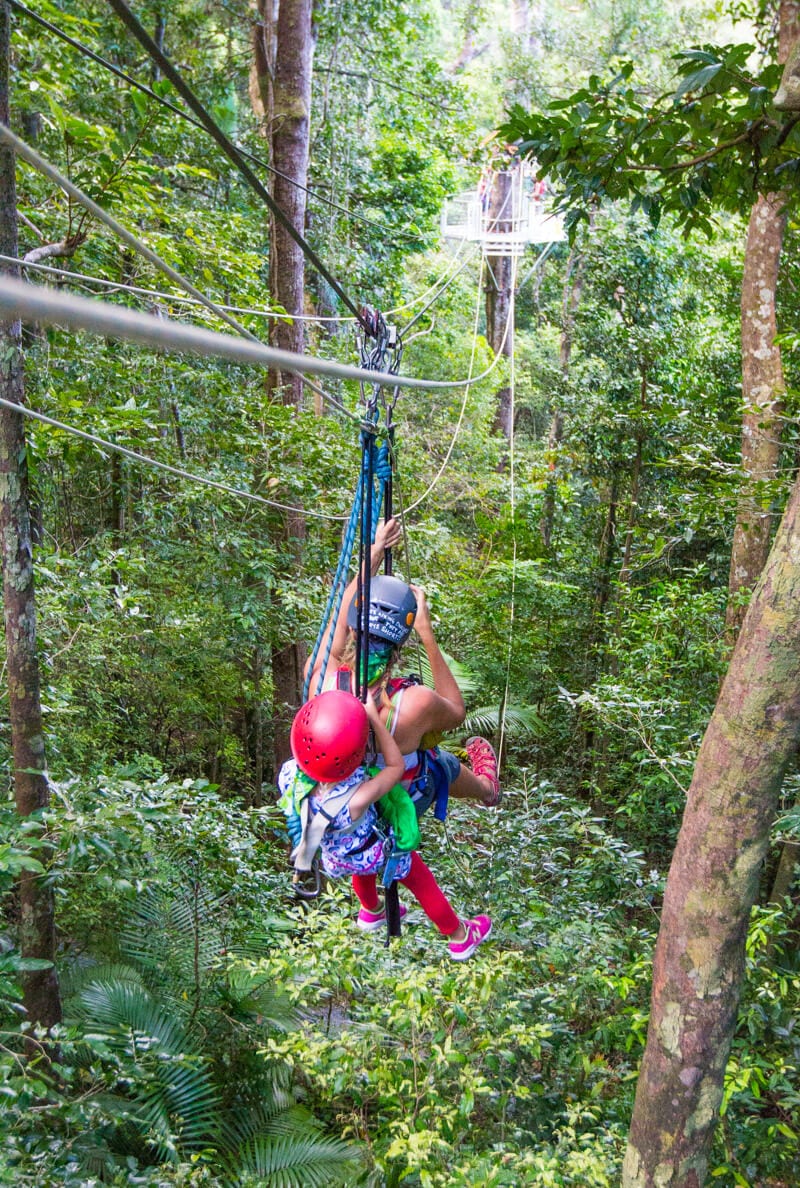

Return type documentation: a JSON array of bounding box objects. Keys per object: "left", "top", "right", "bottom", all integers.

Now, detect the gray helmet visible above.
[{"left": 347, "top": 575, "right": 417, "bottom": 645}]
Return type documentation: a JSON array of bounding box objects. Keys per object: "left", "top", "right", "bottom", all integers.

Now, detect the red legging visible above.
[{"left": 352, "top": 851, "right": 460, "bottom": 936}]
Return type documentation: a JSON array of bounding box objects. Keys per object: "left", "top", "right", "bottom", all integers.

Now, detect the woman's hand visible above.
[
  {"left": 409, "top": 584, "right": 433, "bottom": 636},
  {"left": 374, "top": 517, "right": 402, "bottom": 554}
]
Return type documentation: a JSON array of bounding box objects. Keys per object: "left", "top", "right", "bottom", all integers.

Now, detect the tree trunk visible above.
[
  {"left": 769, "top": 838, "right": 800, "bottom": 904},
  {"left": 541, "top": 242, "right": 588, "bottom": 548},
  {"left": 252, "top": 0, "right": 314, "bottom": 406},
  {"left": 725, "top": 191, "right": 787, "bottom": 638},
  {"left": 485, "top": 170, "right": 513, "bottom": 451},
  {"left": 619, "top": 368, "right": 648, "bottom": 586},
  {"left": 623, "top": 467, "right": 800, "bottom": 1186},
  {"left": 271, "top": 638, "right": 305, "bottom": 777},
  {"left": 724, "top": 2, "right": 799, "bottom": 637},
  {"left": 0, "top": 1, "right": 61, "bottom": 1031},
  {"left": 252, "top": 644, "right": 264, "bottom": 807}
]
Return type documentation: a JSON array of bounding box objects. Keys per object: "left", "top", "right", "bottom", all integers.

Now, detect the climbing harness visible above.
[{"left": 296, "top": 308, "right": 413, "bottom": 940}]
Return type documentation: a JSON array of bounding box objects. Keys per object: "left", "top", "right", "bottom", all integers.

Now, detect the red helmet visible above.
[{"left": 290, "top": 690, "right": 370, "bottom": 782}]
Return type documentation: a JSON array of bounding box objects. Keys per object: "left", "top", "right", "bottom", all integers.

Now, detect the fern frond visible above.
[{"left": 236, "top": 1134, "right": 361, "bottom": 1188}]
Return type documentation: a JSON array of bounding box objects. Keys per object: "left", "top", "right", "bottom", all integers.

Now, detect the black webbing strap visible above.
[{"left": 381, "top": 408, "right": 402, "bottom": 941}]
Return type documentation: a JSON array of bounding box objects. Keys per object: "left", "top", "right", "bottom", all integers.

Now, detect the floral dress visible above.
[{"left": 277, "top": 759, "right": 412, "bottom": 880}]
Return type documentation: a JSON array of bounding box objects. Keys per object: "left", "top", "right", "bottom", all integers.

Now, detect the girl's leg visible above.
[
  {"left": 399, "top": 851, "right": 461, "bottom": 936},
  {"left": 352, "top": 873, "right": 380, "bottom": 911},
  {"left": 449, "top": 762, "right": 492, "bottom": 802}
]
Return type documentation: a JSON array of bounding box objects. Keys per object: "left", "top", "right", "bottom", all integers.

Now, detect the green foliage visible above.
[
  {"left": 0, "top": 774, "right": 359, "bottom": 1185},
  {"left": 501, "top": 39, "right": 798, "bottom": 236},
  {"left": 248, "top": 784, "right": 657, "bottom": 1185},
  {"left": 3, "top": 1, "right": 800, "bottom": 1183}
]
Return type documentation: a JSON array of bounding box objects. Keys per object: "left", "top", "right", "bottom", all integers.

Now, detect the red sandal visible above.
[{"left": 465, "top": 736, "right": 501, "bottom": 807}]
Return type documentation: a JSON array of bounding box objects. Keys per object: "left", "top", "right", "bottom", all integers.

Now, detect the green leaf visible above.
[{"left": 674, "top": 63, "right": 722, "bottom": 100}]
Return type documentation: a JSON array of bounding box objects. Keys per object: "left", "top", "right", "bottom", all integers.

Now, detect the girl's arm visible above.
[
  {"left": 411, "top": 585, "right": 466, "bottom": 724},
  {"left": 303, "top": 518, "right": 402, "bottom": 684},
  {"left": 349, "top": 695, "right": 404, "bottom": 817}
]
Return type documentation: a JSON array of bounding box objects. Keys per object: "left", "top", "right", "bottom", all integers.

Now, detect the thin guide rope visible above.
[
  {"left": 0, "top": 122, "right": 259, "bottom": 343},
  {"left": 498, "top": 250, "right": 519, "bottom": 769},
  {"left": 0, "top": 394, "right": 347, "bottom": 521},
  {"left": 404, "top": 250, "right": 512, "bottom": 513}
]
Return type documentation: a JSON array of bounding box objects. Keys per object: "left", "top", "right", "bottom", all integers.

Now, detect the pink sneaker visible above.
[
  {"left": 356, "top": 903, "right": 408, "bottom": 932},
  {"left": 465, "top": 737, "right": 501, "bottom": 807},
  {"left": 448, "top": 914, "right": 492, "bottom": 960}
]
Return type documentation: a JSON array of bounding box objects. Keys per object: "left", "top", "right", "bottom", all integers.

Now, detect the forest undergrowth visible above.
[{"left": 2, "top": 766, "right": 798, "bottom": 1186}]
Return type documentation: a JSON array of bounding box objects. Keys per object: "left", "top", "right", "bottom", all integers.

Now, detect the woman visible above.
[{"left": 304, "top": 518, "right": 500, "bottom": 816}]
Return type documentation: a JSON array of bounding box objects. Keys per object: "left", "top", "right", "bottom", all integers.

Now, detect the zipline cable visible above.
[
  {"left": 0, "top": 123, "right": 261, "bottom": 343},
  {"left": 6, "top": 0, "right": 425, "bottom": 246},
  {"left": 0, "top": 274, "right": 514, "bottom": 391},
  {"left": 2, "top": 126, "right": 357, "bottom": 424},
  {"left": 0, "top": 394, "right": 347, "bottom": 521},
  {"left": 104, "top": 0, "right": 366, "bottom": 326}
]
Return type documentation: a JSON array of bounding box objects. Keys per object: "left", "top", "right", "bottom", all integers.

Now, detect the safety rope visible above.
[
  {"left": 0, "top": 123, "right": 259, "bottom": 343},
  {"left": 404, "top": 253, "right": 503, "bottom": 513},
  {"left": 498, "top": 251, "right": 520, "bottom": 777},
  {"left": 0, "top": 274, "right": 516, "bottom": 393},
  {"left": 302, "top": 439, "right": 391, "bottom": 700},
  {"left": 105, "top": 0, "right": 367, "bottom": 328},
  {"left": 0, "top": 236, "right": 475, "bottom": 324},
  {"left": 0, "top": 394, "right": 346, "bottom": 520}
]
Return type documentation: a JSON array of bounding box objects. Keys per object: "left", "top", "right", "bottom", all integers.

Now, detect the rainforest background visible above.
[{"left": 1, "top": 0, "right": 799, "bottom": 1185}]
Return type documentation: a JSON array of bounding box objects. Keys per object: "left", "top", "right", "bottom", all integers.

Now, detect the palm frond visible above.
[
  {"left": 136, "top": 1054, "right": 220, "bottom": 1151},
  {"left": 415, "top": 648, "right": 478, "bottom": 696},
  {"left": 118, "top": 884, "right": 226, "bottom": 981},
  {"left": 74, "top": 976, "right": 221, "bottom": 1158},
  {"left": 220, "top": 965, "right": 298, "bottom": 1031},
  {"left": 457, "top": 703, "right": 545, "bottom": 741},
  {"left": 76, "top": 979, "right": 186, "bottom": 1051},
  {"left": 223, "top": 1099, "right": 322, "bottom": 1147},
  {"left": 60, "top": 960, "right": 146, "bottom": 999},
  {"left": 236, "top": 1133, "right": 361, "bottom": 1188}
]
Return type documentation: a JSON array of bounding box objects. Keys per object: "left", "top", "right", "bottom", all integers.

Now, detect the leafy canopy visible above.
[{"left": 501, "top": 43, "right": 799, "bottom": 236}]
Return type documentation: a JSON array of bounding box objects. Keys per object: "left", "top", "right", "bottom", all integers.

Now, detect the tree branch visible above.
[
  {"left": 22, "top": 231, "right": 86, "bottom": 266},
  {"left": 624, "top": 126, "right": 760, "bottom": 173}
]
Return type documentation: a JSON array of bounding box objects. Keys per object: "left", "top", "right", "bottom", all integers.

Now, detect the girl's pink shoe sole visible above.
[{"left": 357, "top": 904, "right": 408, "bottom": 932}]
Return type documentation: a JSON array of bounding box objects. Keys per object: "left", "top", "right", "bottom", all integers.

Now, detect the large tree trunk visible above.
[
  {"left": 0, "top": 1, "right": 61, "bottom": 1031},
  {"left": 484, "top": 170, "right": 514, "bottom": 449},
  {"left": 251, "top": 0, "right": 313, "bottom": 766},
  {"left": 725, "top": 2, "right": 799, "bottom": 637},
  {"left": 725, "top": 191, "right": 787, "bottom": 637},
  {"left": 623, "top": 467, "right": 800, "bottom": 1185},
  {"left": 252, "top": 0, "right": 314, "bottom": 406}
]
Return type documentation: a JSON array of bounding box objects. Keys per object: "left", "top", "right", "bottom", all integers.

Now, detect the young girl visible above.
[{"left": 278, "top": 689, "right": 492, "bottom": 960}]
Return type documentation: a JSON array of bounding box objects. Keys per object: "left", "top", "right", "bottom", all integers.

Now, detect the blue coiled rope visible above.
[{"left": 303, "top": 438, "right": 391, "bottom": 702}]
